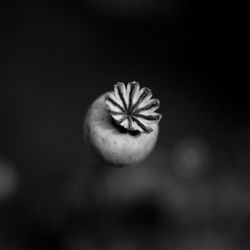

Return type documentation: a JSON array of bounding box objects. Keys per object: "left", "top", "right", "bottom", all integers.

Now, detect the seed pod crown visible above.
[{"left": 105, "top": 81, "right": 162, "bottom": 134}]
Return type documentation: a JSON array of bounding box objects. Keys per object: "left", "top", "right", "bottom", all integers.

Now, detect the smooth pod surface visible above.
[{"left": 84, "top": 94, "right": 159, "bottom": 167}]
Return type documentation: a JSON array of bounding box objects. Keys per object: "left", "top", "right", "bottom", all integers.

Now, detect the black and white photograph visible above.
[{"left": 0, "top": 0, "right": 248, "bottom": 249}]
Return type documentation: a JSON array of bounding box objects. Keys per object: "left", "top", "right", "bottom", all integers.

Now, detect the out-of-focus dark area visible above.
[{"left": 0, "top": 0, "right": 249, "bottom": 249}]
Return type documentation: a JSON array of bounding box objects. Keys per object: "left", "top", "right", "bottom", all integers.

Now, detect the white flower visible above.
[{"left": 105, "top": 81, "right": 162, "bottom": 134}]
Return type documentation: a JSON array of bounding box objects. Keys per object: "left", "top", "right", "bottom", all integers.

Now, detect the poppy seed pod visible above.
[{"left": 84, "top": 81, "right": 162, "bottom": 167}]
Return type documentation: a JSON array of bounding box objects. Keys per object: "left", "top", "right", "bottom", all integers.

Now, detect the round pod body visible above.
[{"left": 84, "top": 94, "right": 159, "bottom": 167}]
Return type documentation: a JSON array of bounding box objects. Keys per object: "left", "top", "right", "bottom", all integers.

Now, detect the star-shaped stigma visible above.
[{"left": 105, "top": 81, "right": 162, "bottom": 134}]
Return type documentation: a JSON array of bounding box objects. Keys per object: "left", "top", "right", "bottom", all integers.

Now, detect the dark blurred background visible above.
[{"left": 0, "top": 0, "right": 249, "bottom": 249}]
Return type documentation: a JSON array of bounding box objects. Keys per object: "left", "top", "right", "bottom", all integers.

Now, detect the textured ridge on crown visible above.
[{"left": 105, "top": 81, "right": 162, "bottom": 134}]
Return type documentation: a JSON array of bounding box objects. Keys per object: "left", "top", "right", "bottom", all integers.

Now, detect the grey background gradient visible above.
[{"left": 0, "top": 0, "right": 248, "bottom": 249}]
